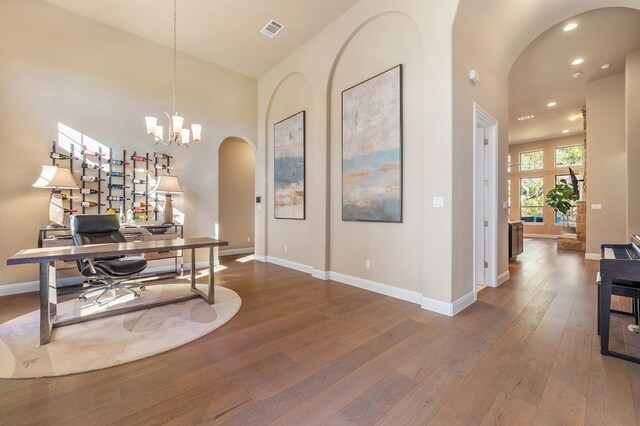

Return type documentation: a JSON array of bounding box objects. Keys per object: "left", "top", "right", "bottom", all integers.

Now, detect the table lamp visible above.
[
  {"left": 32, "top": 165, "right": 79, "bottom": 227},
  {"left": 152, "top": 175, "right": 183, "bottom": 224}
]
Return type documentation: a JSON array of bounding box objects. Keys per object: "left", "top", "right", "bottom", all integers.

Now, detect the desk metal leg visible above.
[
  {"left": 190, "top": 248, "right": 196, "bottom": 292},
  {"left": 188, "top": 247, "right": 215, "bottom": 304},
  {"left": 39, "top": 261, "right": 57, "bottom": 345},
  {"left": 206, "top": 246, "right": 215, "bottom": 304}
]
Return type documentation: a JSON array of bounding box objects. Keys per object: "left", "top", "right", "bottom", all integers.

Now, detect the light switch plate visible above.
[
  {"left": 591, "top": 204, "right": 603, "bottom": 210},
  {"left": 433, "top": 196, "right": 444, "bottom": 208}
]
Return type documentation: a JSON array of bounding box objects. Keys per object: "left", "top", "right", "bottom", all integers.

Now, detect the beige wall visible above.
[
  {"left": 0, "top": 0, "right": 257, "bottom": 286},
  {"left": 508, "top": 135, "right": 585, "bottom": 236},
  {"left": 586, "top": 74, "right": 627, "bottom": 255},
  {"left": 627, "top": 50, "right": 640, "bottom": 235},
  {"left": 257, "top": 0, "right": 458, "bottom": 304},
  {"left": 219, "top": 138, "right": 255, "bottom": 252},
  {"left": 451, "top": 32, "right": 509, "bottom": 299},
  {"left": 266, "top": 73, "right": 315, "bottom": 267},
  {"left": 328, "top": 14, "right": 423, "bottom": 292}
]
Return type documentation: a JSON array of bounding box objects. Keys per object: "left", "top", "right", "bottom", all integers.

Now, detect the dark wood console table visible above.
[{"left": 6, "top": 237, "right": 228, "bottom": 345}]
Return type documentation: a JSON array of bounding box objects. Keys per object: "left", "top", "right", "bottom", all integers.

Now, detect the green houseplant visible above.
[{"left": 546, "top": 179, "right": 579, "bottom": 233}]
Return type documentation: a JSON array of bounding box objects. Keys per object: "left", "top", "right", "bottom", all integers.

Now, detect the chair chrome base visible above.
[{"left": 79, "top": 278, "right": 145, "bottom": 305}]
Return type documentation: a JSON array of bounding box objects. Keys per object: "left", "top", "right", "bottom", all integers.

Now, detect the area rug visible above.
[{"left": 0, "top": 284, "right": 241, "bottom": 378}]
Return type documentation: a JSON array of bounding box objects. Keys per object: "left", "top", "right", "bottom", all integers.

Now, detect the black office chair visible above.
[{"left": 71, "top": 214, "right": 147, "bottom": 305}]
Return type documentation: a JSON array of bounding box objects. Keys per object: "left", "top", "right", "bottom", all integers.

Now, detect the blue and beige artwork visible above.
[
  {"left": 274, "top": 111, "right": 305, "bottom": 219},
  {"left": 342, "top": 65, "right": 402, "bottom": 222}
]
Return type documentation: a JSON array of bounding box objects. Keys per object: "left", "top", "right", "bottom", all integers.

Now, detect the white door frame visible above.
[{"left": 473, "top": 102, "right": 498, "bottom": 295}]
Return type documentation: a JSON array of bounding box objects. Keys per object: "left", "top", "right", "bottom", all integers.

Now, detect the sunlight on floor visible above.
[{"left": 235, "top": 255, "right": 255, "bottom": 263}]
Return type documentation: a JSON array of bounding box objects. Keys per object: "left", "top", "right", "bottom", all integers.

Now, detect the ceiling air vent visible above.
[{"left": 261, "top": 19, "right": 284, "bottom": 38}]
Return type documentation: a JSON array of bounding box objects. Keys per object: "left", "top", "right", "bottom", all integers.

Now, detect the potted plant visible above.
[{"left": 546, "top": 178, "right": 579, "bottom": 234}]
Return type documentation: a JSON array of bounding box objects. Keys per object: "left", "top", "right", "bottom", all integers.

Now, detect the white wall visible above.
[
  {"left": 627, "top": 50, "right": 640, "bottom": 235},
  {"left": 451, "top": 33, "right": 509, "bottom": 299},
  {"left": 0, "top": 0, "right": 257, "bottom": 286},
  {"left": 585, "top": 74, "right": 627, "bottom": 255}
]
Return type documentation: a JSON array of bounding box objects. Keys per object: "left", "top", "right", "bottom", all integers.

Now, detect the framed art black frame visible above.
[{"left": 274, "top": 110, "right": 306, "bottom": 220}]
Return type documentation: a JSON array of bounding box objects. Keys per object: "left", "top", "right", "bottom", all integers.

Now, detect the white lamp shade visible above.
[
  {"left": 145, "top": 116, "right": 157, "bottom": 134},
  {"left": 152, "top": 174, "right": 183, "bottom": 194},
  {"left": 32, "top": 165, "right": 79, "bottom": 190},
  {"left": 154, "top": 125, "right": 164, "bottom": 140},
  {"left": 180, "top": 128, "right": 190, "bottom": 143},
  {"left": 191, "top": 124, "right": 201, "bottom": 140},
  {"left": 172, "top": 115, "right": 184, "bottom": 133}
]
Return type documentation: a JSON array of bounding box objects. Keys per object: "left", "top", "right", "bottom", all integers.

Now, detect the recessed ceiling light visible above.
[
  {"left": 572, "top": 58, "right": 584, "bottom": 65},
  {"left": 562, "top": 130, "right": 570, "bottom": 134},
  {"left": 573, "top": 72, "right": 583, "bottom": 78},
  {"left": 563, "top": 23, "right": 578, "bottom": 32},
  {"left": 517, "top": 115, "right": 535, "bottom": 121},
  {"left": 601, "top": 63, "right": 611, "bottom": 70},
  {"left": 547, "top": 101, "right": 557, "bottom": 107}
]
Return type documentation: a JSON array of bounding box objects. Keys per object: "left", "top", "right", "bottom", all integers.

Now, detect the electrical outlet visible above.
[
  {"left": 284, "top": 245, "right": 288, "bottom": 252},
  {"left": 247, "top": 236, "right": 251, "bottom": 242},
  {"left": 365, "top": 260, "right": 371, "bottom": 269}
]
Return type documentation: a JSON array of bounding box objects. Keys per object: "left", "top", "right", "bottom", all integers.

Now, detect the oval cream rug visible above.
[{"left": 0, "top": 284, "right": 241, "bottom": 378}]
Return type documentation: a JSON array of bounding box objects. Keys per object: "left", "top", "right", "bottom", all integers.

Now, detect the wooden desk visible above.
[{"left": 6, "top": 237, "right": 228, "bottom": 345}]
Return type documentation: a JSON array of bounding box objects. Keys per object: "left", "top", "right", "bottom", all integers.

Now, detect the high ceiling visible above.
[
  {"left": 41, "top": 0, "right": 362, "bottom": 78},
  {"left": 508, "top": 7, "right": 640, "bottom": 144}
]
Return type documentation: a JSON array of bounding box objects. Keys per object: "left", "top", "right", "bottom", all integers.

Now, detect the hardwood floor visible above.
[{"left": 1, "top": 239, "right": 639, "bottom": 425}]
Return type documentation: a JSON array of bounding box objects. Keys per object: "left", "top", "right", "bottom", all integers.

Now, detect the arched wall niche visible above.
[
  {"left": 218, "top": 136, "right": 256, "bottom": 252},
  {"left": 264, "top": 72, "right": 315, "bottom": 266},
  {"left": 327, "top": 12, "right": 425, "bottom": 294}
]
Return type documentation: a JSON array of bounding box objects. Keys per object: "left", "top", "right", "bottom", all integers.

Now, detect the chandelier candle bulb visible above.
[
  {"left": 180, "top": 128, "right": 190, "bottom": 143},
  {"left": 192, "top": 124, "right": 202, "bottom": 141},
  {"left": 145, "top": 116, "right": 158, "bottom": 134}
]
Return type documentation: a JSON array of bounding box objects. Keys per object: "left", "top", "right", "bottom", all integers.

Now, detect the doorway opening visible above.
[
  {"left": 218, "top": 137, "right": 256, "bottom": 257},
  {"left": 474, "top": 102, "right": 498, "bottom": 295}
]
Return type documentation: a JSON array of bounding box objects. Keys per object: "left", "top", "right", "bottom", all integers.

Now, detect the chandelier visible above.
[{"left": 145, "top": 0, "right": 201, "bottom": 146}]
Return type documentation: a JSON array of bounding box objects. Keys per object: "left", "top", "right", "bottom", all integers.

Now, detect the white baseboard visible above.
[
  {"left": 0, "top": 260, "right": 214, "bottom": 297},
  {"left": 452, "top": 291, "right": 476, "bottom": 315},
  {"left": 497, "top": 271, "right": 510, "bottom": 286},
  {"left": 312, "top": 269, "right": 330, "bottom": 280},
  {"left": 421, "top": 296, "right": 453, "bottom": 316},
  {"left": 585, "top": 252, "right": 600, "bottom": 260},
  {"left": 524, "top": 233, "right": 558, "bottom": 239},
  {"left": 329, "top": 271, "right": 422, "bottom": 305},
  {"left": 266, "top": 256, "right": 313, "bottom": 274},
  {"left": 219, "top": 247, "right": 254, "bottom": 257},
  {"left": 0, "top": 275, "right": 86, "bottom": 296},
  {"left": 254, "top": 254, "right": 267, "bottom": 262}
]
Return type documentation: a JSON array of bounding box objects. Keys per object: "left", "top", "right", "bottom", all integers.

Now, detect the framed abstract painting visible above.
[
  {"left": 274, "top": 111, "right": 305, "bottom": 219},
  {"left": 342, "top": 65, "right": 402, "bottom": 222}
]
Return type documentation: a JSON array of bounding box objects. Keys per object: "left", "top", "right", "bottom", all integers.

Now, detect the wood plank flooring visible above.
[{"left": 1, "top": 239, "right": 640, "bottom": 425}]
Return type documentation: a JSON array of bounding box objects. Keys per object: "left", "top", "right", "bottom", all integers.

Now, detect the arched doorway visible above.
[{"left": 218, "top": 137, "right": 256, "bottom": 256}]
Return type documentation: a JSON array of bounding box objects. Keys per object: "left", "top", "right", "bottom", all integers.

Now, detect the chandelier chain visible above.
[
  {"left": 172, "top": 0, "right": 177, "bottom": 116},
  {"left": 145, "top": 0, "right": 201, "bottom": 146}
]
